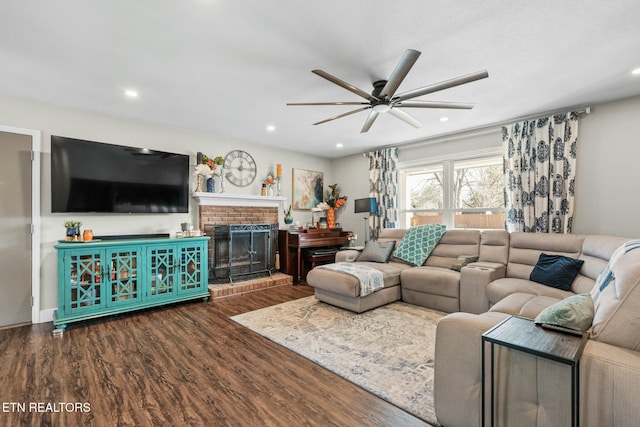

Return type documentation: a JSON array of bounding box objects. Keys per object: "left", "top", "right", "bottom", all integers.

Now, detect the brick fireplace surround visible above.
[
  {"left": 195, "top": 193, "right": 292, "bottom": 299},
  {"left": 199, "top": 205, "right": 278, "bottom": 227}
]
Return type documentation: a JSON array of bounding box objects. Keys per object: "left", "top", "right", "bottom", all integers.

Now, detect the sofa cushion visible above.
[
  {"left": 487, "top": 277, "right": 573, "bottom": 306},
  {"left": 393, "top": 224, "right": 447, "bottom": 266},
  {"left": 401, "top": 266, "right": 461, "bottom": 298},
  {"left": 506, "top": 232, "right": 584, "bottom": 280},
  {"left": 357, "top": 240, "right": 395, "bottom": 263},
  {"left": 489, "top": 293, "right": 561, "bottom": 318},
  {"left": 534, "top": 293, "right": 595, "bottom": 331},
  {"left": 529, "top": 253, "right": 584, "bottom": 291},
  {"left": 423, "top": 229, "right": 480, "bottom": 268}
]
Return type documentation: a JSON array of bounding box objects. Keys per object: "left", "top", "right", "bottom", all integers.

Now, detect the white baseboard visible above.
[{"left": 38, "top": 308, "right": 55, "bottom": 324}]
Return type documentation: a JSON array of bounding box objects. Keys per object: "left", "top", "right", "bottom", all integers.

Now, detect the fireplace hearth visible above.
[{"left": 204, "top": 223, "right": 278, "bottom": 283}]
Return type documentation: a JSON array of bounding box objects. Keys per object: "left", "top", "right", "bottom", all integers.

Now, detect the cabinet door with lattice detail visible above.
[
  {"left": 177, "top": 241, "right": 206, "bottom": 294},
  {"left": 106, "top": 247, "right": 142, "bottom": 306},
  {"left": 62, "top": 248, "right": 106, "bottom": 315},
  {"left": 147, "top": 244, "right": 176, "bottom": 300}
]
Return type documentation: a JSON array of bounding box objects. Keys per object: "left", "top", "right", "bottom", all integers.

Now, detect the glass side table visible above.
[{"left": 481, "top": 316, "right": 588, "bottom": 427}]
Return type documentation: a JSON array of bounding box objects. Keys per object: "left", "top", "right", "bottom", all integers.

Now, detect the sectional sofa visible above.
[{"left": 306, "top": 228, "right": 640, "bottom": 427}]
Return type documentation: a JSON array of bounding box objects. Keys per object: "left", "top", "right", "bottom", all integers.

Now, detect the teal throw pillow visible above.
[
  {"left": 534, "top": 293, "right": 595, "bottom": 331},
  {"left": 393, "top": 224, "right": 447, "bottom": 266},
  {"left": 357, "top": 240, "right": 396, "bottom": 263}
]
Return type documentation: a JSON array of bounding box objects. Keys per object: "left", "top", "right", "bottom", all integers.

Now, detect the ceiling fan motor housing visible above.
[{"left": 372, "top": 80, "right": 388, "bottom": 99}]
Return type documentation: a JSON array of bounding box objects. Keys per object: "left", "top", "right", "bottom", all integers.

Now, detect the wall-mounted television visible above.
[{"left": 51, "top": 136, "right": 189, "bottom": 213}]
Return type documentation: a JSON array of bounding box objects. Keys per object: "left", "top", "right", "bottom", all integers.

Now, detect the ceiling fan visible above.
[{"left": 287, "top": 49, "right": 488, "bottom": 133}]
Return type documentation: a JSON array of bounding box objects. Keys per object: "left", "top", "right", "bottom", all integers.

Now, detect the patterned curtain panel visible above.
[
  {"left": 503, "top": 112, "right": 580, "bottom": 233},
  {"left": 367, "top": 147, "right": 399, "bottom": 239}
]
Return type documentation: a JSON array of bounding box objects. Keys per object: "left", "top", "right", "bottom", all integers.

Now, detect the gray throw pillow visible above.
[
  {"left": 450, "top": 255, "right": 479, "bottom": 271},
  {"left": 357, "top": 241, "right": 396, "bottom": 263},
  {"left": 534, "top": 293, "right": 595, "bottom": 331}
]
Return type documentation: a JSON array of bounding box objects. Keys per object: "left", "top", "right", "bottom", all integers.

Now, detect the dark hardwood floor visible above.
[{"left": 0, "top": 285, "right": 430, "bottom": 427}]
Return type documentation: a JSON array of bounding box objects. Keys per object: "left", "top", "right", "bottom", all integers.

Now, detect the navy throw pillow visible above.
[{"left": 529, "top": 253, "right": 585, "bottom": 292}]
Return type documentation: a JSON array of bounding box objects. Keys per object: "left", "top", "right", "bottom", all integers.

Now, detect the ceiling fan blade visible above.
[
  {"left": 360, "top": 110, "right": 380, "bottom": 133},
  {"left": 379, "top": 49, "right": 421, "bottom": 99},
  {"left": 388, "top": 108, "right": 423, "bottom": 128},
  {"left": 394, "top": 100, "right": 474, "bottom": 109},
  {"left": 313, "top": 106, "right": 369, "bottom": 125},
  {"left": 393, "top": 70, "right": 489, "bottom": 102},
  {"left": 312, "top": 69, "right": 378, "bottom": 101},
  {"left": 287, "top": 101, "right": 369, "bottom": 106}
]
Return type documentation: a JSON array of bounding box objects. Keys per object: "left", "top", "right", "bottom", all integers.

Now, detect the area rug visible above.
[{"left": 231, "top": 296, "right": 444, "bottom": 426}]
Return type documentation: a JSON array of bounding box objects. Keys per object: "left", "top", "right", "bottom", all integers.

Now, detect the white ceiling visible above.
[{"left": 2, "top": 0, "right": 640, "bottom": 158}]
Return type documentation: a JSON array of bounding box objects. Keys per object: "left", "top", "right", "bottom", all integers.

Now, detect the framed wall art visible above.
[{"left": 292, "top": 168, "right": 324, "bottom": 210}]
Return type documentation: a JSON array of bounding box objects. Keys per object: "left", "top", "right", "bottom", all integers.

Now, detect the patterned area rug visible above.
[{"left": 231, "top": 296, "right": 443, "bottom": 426}]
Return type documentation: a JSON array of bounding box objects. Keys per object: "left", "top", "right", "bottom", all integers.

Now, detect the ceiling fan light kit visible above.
[{"left": 287, "top": 49, "right": 488, "bottom": 133}]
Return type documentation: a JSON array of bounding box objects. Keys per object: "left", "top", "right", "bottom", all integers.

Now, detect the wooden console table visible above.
[{"left": 278, "top": 229, "right": 349, "bottom": 283}]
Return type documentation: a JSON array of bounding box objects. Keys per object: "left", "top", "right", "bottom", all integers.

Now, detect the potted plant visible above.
[
  {"left": 283, "top": 205, "right": 293, "bottom": 225},
  {"left": 64, "top": 220, "right": 82, "bottom": 241}
]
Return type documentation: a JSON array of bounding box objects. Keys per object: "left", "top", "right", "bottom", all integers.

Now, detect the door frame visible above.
[{"left": 0, "top": 124, "right": 41, "bottom": 323}]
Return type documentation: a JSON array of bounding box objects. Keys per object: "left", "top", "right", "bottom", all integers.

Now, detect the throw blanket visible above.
[
  {"left": 591, "top": 239, "right": 640, "bottom": 303},
  {"left": 317, "top": 262, "right": 384, "bottom": 297}
]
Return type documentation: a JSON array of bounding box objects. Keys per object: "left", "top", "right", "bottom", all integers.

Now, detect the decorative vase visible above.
[
  {"left": 66, "top": 227, "right": 80, "bottom": 241},
  {"left": 327, "top": 208, "right": 336, "bottom": 228},
  {"left": 284, "top": 216, "right": 293, "bottom": 225},
  {"left": 83, "top": 229, "right": 93, "bottom": 241},
  {"left": 267, "top": 185, "right": 274, "bottom": 197},
  {"left": 207, "top": 177, "right": 215, "bottom": 192}
]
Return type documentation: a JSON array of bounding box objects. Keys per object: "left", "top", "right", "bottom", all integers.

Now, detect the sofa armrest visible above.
[
  {"left": 459, "top": 262, "right": 506, "bottom": 314},
  {"left": 335, "top": 249, "right": 360, "bottom": 263},
  {"left": 434, "top": 312, "right": 506, "bottom": 427}
]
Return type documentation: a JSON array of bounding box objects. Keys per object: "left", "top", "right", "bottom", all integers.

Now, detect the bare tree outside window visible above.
[
  {"left": 408, "top": 170, "right": 443, "bottom": 209},
  {"left": 455, "top": 164, "right": 504, "bottom": 209},
  {"left": 403, "top": 156, "right": 505, "bottom": 229}
]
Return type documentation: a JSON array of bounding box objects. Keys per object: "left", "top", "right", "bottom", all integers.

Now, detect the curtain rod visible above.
[{"left": 366, "top": 105, "right": 592, "bottom": 154}]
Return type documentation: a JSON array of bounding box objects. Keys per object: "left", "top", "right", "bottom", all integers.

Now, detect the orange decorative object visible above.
[
  {"left": 83, "top": 229, "right": 93, "bottom": 241},
  {"left": 276, "top": 163, "right": 282, "bottom": 177},
  {"left": 327, "top": 208, "right": 336, "bottom": 229}
]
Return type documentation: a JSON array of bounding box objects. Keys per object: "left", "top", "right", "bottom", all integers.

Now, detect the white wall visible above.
[
  {"left": 332, "top": 153, "right": 370, "bottom": 242},
  {"left": 0, "top": 93, "right": 332, "bottom": 314},
  {"left": 573, "top": 95, "right": 640, "bottom": 237}
]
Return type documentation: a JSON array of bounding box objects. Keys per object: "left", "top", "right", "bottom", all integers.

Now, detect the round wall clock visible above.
[{"left": 223, "top": 150, "right": 257, "bottom": 187}]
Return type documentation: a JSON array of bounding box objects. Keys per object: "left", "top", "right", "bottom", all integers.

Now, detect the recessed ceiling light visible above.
[
  {"left": 124, "top": 89, "right": 139, "bottom": 98},
  {"left": 336, "top": 143, "right": 343, "bottom": 148},
  {"left": 440, "top": 117, "right": 449, "bottom": 122},
  {"left": 632, "top": 67, "right": 640, "bottom": 76},
  {"left": 266, "top": 125, "right": 276, "bottom": 132}
]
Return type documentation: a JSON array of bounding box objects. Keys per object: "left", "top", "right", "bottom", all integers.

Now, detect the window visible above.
[{"left": 400, "top": 155, "right": 505, "bottom": 230}]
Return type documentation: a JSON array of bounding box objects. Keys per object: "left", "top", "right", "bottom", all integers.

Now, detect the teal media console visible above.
[{"left": 54, "top": 237, "right": 210, "bottom": 329}]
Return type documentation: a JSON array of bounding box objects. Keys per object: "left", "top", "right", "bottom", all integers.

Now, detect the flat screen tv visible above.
[{"left": 51, "top": 136, "right": 189, "bottom": 213}]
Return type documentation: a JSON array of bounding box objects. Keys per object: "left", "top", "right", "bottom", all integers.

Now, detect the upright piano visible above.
[{"left": 278, "top": 229, "right": 349, "bottom": 283}]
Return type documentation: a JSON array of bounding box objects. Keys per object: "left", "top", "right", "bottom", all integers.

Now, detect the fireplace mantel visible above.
[{"left": 193, "top": 192, "right": 287, "bottom": 208}]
